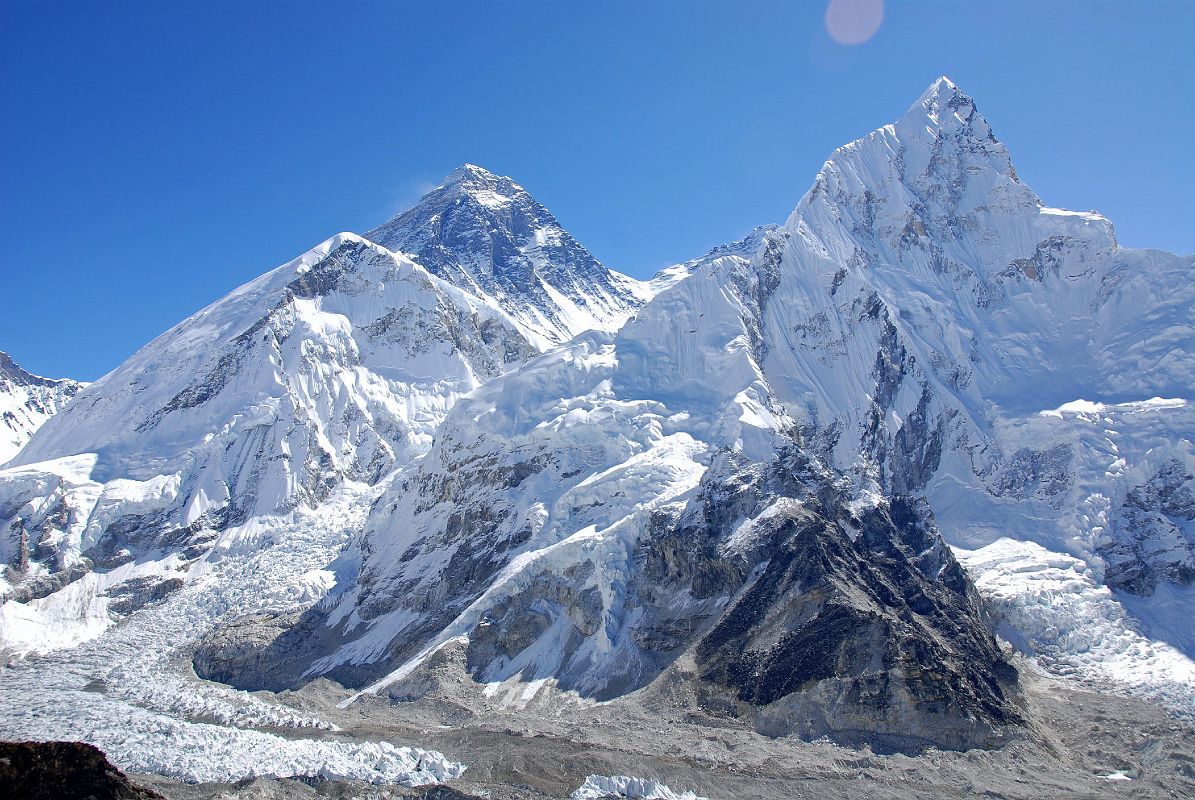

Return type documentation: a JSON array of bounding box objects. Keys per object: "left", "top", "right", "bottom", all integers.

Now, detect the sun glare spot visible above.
[{"left": 825, "top": 0, "right": 884, "bottom": 46}]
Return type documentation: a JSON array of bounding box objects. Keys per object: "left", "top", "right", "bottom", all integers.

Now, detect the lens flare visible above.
[{"left": 825, "top": 0, "right": 884, "bottom": 46}]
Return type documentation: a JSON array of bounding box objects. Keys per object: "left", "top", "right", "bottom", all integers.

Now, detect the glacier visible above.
[
  {"left": 269, "top": 76, "right": 1194, "bottom": 721},
  {"left": 571, "top": 775, "right": 709, "bottom": 800},
  {"left": 0, "top": 76, "right": 1192, "bottom": 788}
]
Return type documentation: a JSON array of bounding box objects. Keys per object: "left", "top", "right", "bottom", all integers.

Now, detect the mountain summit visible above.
[
  {"left": 367, "top": 164, "right": 647, "bottom": 346},
  {"left": 206, "top": 79, "right": 1192, "bottom": 752},
  {"left": 0, "top": 351, "right": 83, "bottom": 465},
  {"left": 1, "top": 78, "right": 1192, "bottom": 788}
]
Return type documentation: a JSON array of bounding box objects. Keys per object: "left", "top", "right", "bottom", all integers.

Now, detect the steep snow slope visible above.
[
  {"left": 274, "top": 77, "right": 1193, "bottom": 728},
  {"left": 252, "top": 219, "right": 1022, "bottom": 751},
  {"left": 367, "top": 164, "right": 649, "bottom": 347},
  {"left": 0, "top": 155, "right": 700, "bottom": 638},
  {"left": 0, "top": 352, "right": 84, "bottom": 466},
  {"left": 740, "top": 78, "right": 1195, "bottom": 613},
  {"left": 2, "top": 75, "right": 1192, "bottom": 777},
  {"left": 645, "top": 224, "right": 778, "bottom": 295},
  {"left": 0, "top": 233, "right": 538, "bottom": 618},
  {"left": 0, "top": 177, "right": 764, "bottom": 780}
]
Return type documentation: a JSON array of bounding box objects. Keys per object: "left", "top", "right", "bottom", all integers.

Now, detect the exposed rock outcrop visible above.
[{"left": 0, "top": 740, "right": 164, "bottom": 800}]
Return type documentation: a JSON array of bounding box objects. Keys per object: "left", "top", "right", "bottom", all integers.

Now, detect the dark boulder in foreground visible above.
[{"left": 0, "top": 740, "right": 163, "bottom": 800}]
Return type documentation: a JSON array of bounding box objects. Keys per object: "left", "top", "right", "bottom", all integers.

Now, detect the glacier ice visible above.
[
  {"left": 571, "top": 774, "right": 709, "bottom": 800},
  {"left": 1, "top": 77, "right": 1193, "bottom": 783}
]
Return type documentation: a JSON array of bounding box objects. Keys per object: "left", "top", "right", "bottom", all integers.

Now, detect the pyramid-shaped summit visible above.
[
  {"left": 789, "top": 76, "right": 1118, "bottom": 278},
  {"left": 367, "top": 164, "right": 647, "bottom": 347}
]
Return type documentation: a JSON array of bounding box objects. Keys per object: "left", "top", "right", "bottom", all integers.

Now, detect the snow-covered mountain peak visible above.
[
  {"left": 3, "top": 78, "right": 1193, "bottom": 779},
  {"left": 0, "top": 351, "right": 84, "bottom": 466},
  {"left": 445, "top": 161, "right": 495, "bottom": 180},
  {"left": 891, "top": 76, "right": 1020, "bottom": 196},
  {"left": 788, "top": 77, "right": 1117, "bottom": 287},
  {"left": 413, "top": 163, "right": 531, "bottom": 216},
  {"left": 366, "top": 165, "right": 647, "bottom": 347},
  {"left": 437, "top": 162, "right": 523, "bottom": 199},
  {"left": 1, "top": 352, "right": 37, "bottom": 384},
  {"left": 905, "top": 75, "right": 974, "bottom": 127}
]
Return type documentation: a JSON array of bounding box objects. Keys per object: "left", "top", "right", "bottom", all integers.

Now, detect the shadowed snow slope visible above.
[{"left": 367, "top": 164, "right": 649, "bottom": 348}]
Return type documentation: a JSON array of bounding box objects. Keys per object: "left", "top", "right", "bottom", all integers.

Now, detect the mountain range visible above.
[{"left": 0, "top": 77, "right": 1192, "bottom": 796}]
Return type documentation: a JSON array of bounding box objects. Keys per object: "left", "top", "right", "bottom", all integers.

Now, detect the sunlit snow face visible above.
[{"left": 825, "top": 0, "right": 884, "bottom": 45}]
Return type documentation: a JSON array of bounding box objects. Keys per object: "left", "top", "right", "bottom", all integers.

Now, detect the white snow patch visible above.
[{"left": 571, "top": 775, "right": 708, "bottom": 800}]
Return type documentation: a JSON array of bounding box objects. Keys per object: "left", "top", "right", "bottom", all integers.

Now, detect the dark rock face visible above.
[
  {"left": 465, "top": 563, "right": 603, "bottom": 682},
  {"left": 3, "top": 559, "right": 93, "bottom": 604},
  {"left": 411, "top": 787, "right": 489, "bottom": 800},
  {"left": 0, "top": 351, "right": 84, "bottom": 464},
  {"left": 193, "top": 611, "right": 310, "bottom": 690},
  {"left": 988, "top": 444, "right": 1073, "bottom": 500},
  {"left": 104, "top": 576, "right": 184, "bottom": 615},
  {"left": 0, "top": 740, "right": 163, "bottom": 800},
  {"left": 635, "top": 449, "right": 1022, "bottom": 752},
  {"left": 695, "top": 503, "right": 1019, "bottom": 751}
]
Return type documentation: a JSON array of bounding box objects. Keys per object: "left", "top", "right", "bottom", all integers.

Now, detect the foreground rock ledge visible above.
[{"left": 0, "top": 740, "right": 164, "bottom": 800}]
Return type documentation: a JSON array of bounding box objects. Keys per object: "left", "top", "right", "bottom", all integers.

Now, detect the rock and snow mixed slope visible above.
[
  {"left": 253, "top": 244, "right": 1020, "bottom": 751},
  {"left": 367, "top": 163, "right": 649, "bottom": 348},
  {"left": 0, "top": 351, "right": 83, "bottom": 466},
  {"left": 0, "top": 76, "right": 1193, "bottom": 782},
  {"left": 0, "top": 161, "right": 673, "bottom": 784},
  {"left": 0, "top": 164, "right": 654, "bottom": 619},
  {"left": 232, "top": 77, "right": 1194, "bottom": 736},
  {"left": 0, "top": 165, "right": 647, "bottom": 784},
  {"left": 0, "top": 233, "right": 540, "bottom": 614}
]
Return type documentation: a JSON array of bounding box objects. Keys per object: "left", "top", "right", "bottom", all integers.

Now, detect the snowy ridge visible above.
[
  {"left": 0, "top": 351, "right": 84, "bottom": 466},
  {"left": 645, "top": 224, "right": 778, "bottom": 296},
  {"left": 367, "top": 164, "right": 649, "bottom": 348},
  {"left": 0, "top": 76, "right": 1192, "bottom": 783},
  {"left": 299, "top": 193, "right": 1023, "bottom": 752},
  {"left": 0, "top": 232, "right": 538, "bottom": 613},
  {"left": 307, "top": 76, "right": 1195, "bottom": 722},
  {"left": 303, "top": 252, "right": 787, "bottom": 697},
  {"left": 0, "top": 170, "right": 671, "bottom": 783}
]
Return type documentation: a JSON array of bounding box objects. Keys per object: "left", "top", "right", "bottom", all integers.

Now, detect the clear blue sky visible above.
[{"left": 2, "top": 1, "right": 1192, "bottom": 381}]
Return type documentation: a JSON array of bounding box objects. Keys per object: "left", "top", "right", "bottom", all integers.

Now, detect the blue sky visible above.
[{"left": 2, "top": 1, "right": 1192, "bottom": 381}]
